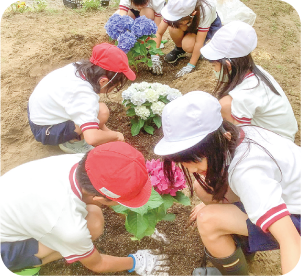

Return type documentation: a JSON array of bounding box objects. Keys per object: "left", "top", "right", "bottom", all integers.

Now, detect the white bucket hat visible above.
[
  {"left": 154, "top": 91, "right": 223, "bottom": 156},
  {"left": 161, "top": 0, "right": 197, "bottom": 21},
  {"left": 201, "top": 21, "right": 257, "bottom": 60}
]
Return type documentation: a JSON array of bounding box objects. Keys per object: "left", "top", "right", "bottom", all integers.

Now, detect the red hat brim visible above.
[
  {"left": 123, "top": 67, "right": 136, "bottom": 81},
  {"left": 116, "top": 177, "right": 152, "bottom": 208}
]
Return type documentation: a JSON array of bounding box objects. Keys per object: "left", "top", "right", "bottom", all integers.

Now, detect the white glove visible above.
[
  {"left": 151, "top": 55, "right": 163, "bottom": 75},
  {"left": 176, "top": 63, "right": 195, "bottom": 78},
  {"left": 129, "top": 249, "right": 169, "bottom": 275}
]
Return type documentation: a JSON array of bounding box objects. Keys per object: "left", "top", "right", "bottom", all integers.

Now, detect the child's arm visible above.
[
  {"left": 80, "top": 250, "right": 133, "bottom": 273},
  {"left": 117, "top": 10, "right": 128, "bottom": 16},
  {"left": 153, "top": 20, "right": 168, "bottom": 49},
  {"left": 269, "top": 216, "right": 301, "bottom": 274},
  {"left": 219, "top": 96, "right": 242, "bottom": 125},
  {"left": 189, "top": 31, "right": 207, "bottom": 66},
  {"left": 83, "top": 128, "right": 124, "bottom": 147}
]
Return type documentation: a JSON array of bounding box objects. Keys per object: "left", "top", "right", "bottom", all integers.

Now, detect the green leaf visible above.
[
  {"left": 130, "top": 236, "right": 139, "bottom": 241},
  {"left": 133, "top": 42, "right": 141, "bottom": 54},
  {"left": 111, "top": 205, "right": 129, "bottom": 215},
  {"left": 140, "top": 44, "right": 147, "bottom": 56},
  {"left": 144, "top": 125, "right": 154, "bottom": 135},
  {"left": 153, "top": 116, "right": 162, "bottom": 128},
  {"left": 126, "top": 108, "right": 136, "bottom": 117},
  {"left": 160, "top": 98, "right": 169, "bottom": 104},
  {"left": 146, "top": 39, "right": 157, "bottom": 47},
  {"left": 173, "top": 191, "right": 191, "bottom": 206},
  {"left": 131, "top": 118, "right": 144, "bottom": 136},
  {"left": 162, "top": 213, "right": 176, "bottom": 221},
  {"left": 161, "top": 40, "right": 168, "bottom": 44},
  {"left": 147, "top": 188, "right": 164, "bottom": 209},
  {"left": 125, "top": 212, "right": 149, "bottom": 240},
  {"left": 143, "top": 226, "right": 156, "bottom": 236},
  {"left": 128, "top": 204, "right": 148, "bottom": 216},
  {"left": 138, "top": 118, "right": 145, "bottom": 129},
  {"left": 147, "top": 59, "right": 153, "bottom": 68},
  {"left": 161, "top": 194, "right": 176, "bottom": 211}
]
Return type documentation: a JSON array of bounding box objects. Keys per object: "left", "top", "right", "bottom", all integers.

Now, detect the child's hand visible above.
[
  {"left": 115, "top": 132, "right": 124, "bottom": 142},
  {"left": 176, "top": 63, "right": 195, "bottom": 78},
  {"left": 130, "top": 249, "right": 169, "bottom": 275},
  {"left": 188, "top": 202, "right": 206, "bottom": 229}
]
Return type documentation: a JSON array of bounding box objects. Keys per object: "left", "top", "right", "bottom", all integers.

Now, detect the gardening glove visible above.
[
  {"left": 128, "top": 249, "right": 169, "bottom": 275},
  {"left": 176, "top": 63, "right": 195, "bottom": 78},
  {"left": 151, "top": 55, "right": 163, "bottom": 75}
]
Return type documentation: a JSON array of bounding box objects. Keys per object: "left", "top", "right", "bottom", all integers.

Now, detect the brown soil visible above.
[{"left": 1, "top": 1, "right": 300, "bottom": 275}]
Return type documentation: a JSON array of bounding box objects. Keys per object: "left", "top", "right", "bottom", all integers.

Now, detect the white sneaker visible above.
[{"left": 59, "top": 140, "right": 94, "bottom": 154}]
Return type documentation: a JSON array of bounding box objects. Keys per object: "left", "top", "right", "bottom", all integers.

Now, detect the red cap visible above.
[
  {"left": 90, "top": 43, "right": 136, "bottom": 81},
  {"left": 85, "top": 141, "right": 151, "bottom": 208}
]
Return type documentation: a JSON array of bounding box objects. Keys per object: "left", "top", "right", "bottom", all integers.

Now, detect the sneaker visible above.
[
  {"left": 14, "top": 267, "right": 41, "bottom": 275},
  {"left": 59, "top": 140, "right": 94, "bottom": 154},
  {"left": 164, "top": 46, "right": 186, "bottom": 63}
]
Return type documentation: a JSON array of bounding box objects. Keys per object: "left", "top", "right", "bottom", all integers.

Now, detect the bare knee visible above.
[
  {"left": 182, "top": 34, "right": 196, "bottom": 53},
  {"left": 196, "top": 205, "right": 221, "bottom": 239},
  {"left": 86, "top": 205, "right": 104, "bottom": 240},
  {"left": 98, "top": 103, "right": 110, "bottom": 126}
]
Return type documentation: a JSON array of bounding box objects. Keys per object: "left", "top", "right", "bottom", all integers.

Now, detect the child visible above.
[
  {"left": 28, "top": 43, "right": 135, "bottom": 154},
  {"left": 201, "top": 21, "right": 298, "bottom": 141},
  {"left": 154, "top": 91, "right": 301, "bottom": 275},
  {"left": 117, "top": 0, "right": 165, "bottom": 27},
  {"left": 0, "top": 142, "right": 169, "bottom": 275},
  {"left": 151, "top": 0, "right": 221, "bottom": 77}
]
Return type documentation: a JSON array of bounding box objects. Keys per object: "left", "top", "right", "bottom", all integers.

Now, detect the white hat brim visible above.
[
  {"left": 201, "top": 43, "right": 225, "bottom": 61},
  {"left": 154, "top": 133, "right": 207, "bottom": 156}
]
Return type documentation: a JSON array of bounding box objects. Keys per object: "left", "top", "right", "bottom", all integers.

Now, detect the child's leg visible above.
[
  {"left": 168, "top": 27, "right": 185, "bottom": 48},
  {"left": 182, "top": 33, "right": 197, "bottom": 53},
  {"left": 196, "top": 204, "right": 248, "bottom": 258},
  {"left": 140, "top": 7, "right": 155, "bottom": 21}
]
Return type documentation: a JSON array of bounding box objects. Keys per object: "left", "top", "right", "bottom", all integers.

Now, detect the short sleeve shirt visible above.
[
  {"left": 229, "top": 66, "right": 298, "bottom": 141},
  {"left": 28, "top": 64, "right": 100, "bottom": 133},
  {"left": 0, "top": 154, "right": 95, "bottom": 263},
  {"left": 119, "top": 0, "right": 165, "bottom": 17},
  {"left": 197, "top": 0, "right": 217, "bottom": 32},
  {"left": 228, "top": 126, "right": 301, "bottom": 233}
]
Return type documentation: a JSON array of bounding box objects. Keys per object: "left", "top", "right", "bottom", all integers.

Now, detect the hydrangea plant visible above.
[
  {"left": 112, "top": 160, "right": 190, "bottom": 240},
  {"left": 105, "top": 14, "right": 163, "bottom": 70},
  {"left": 122, "top": 82, "right": 182, "bottom": 136}
]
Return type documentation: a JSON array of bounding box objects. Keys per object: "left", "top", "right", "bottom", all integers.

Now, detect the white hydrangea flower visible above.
[
  {"left": 157, "top": 86, "right": 169, "bottom": 97},
  {"left": 145, "top": 88, "right": 160, "bottom": 103},
  {"left": 167, "top": 89, "right": 182, "bottom": 101},
  {"left": 130, "top": 83, "right": 140, "bottom": 90},
  {"left": 139, "top": 82, "right": 151, "bottom": 90},
  {"left": 122, "top": 89, "right": 135, "bottom": 100},
  {"left": 150, "top": 82, "right": 162, "bottom": 90},
  {"left": 135, "top": 105, "right": 150, "bottom": 120},
  {"left": 151, "top": 101, "right": 165, "bottom": 116},
  {"left": 131, "top": 91, "right": 147, "bottom": 106}
]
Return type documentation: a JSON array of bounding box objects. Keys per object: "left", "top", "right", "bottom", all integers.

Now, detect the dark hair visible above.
[
  {"left": 210, "top": 54, "right": 281, "bottom": 100},
  {"left": 76, "top": 152, "right": 112, "bottom": 202},
  {"left": 163, "top": 122, "right": 282, "bottom": 202},
  {"left": 73, "top": 60, "right": 127, "bottom": 94},
  {"left": 131, "top": 0, "right": 149, "bottom": 6},
  {"left": 165, "top": 0, "right": 211, "bottom": 33}
]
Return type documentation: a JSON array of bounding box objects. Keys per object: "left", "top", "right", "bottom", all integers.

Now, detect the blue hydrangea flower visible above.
[
  {"left": 117, "top": 31, "right": 137, "bottom": 54},
  {"left": 131, "top": 15, "right": 158, "bottom": 38},
  {"left": 105, "top": 14, "right": 134, "bottom": 40}
]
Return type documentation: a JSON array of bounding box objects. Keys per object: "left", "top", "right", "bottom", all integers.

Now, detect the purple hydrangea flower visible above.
[
  {"left": 131, "top": 15, "right": 158, "bottom": 38},
  {"left": 117, "top": 31, "right": 137, "bottom": 53},
  {"left": 105, "top": 14, "right": 134, "bottom": 40}
]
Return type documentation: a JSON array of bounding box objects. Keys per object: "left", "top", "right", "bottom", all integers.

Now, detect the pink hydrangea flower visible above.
[{"left": 146, "top": 159, "right": 186, "bottom": 196}]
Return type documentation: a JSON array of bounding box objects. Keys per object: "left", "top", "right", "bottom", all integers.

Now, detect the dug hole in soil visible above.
[{"left": 1, "top": 0, "right": 300, "bottom": 275}]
